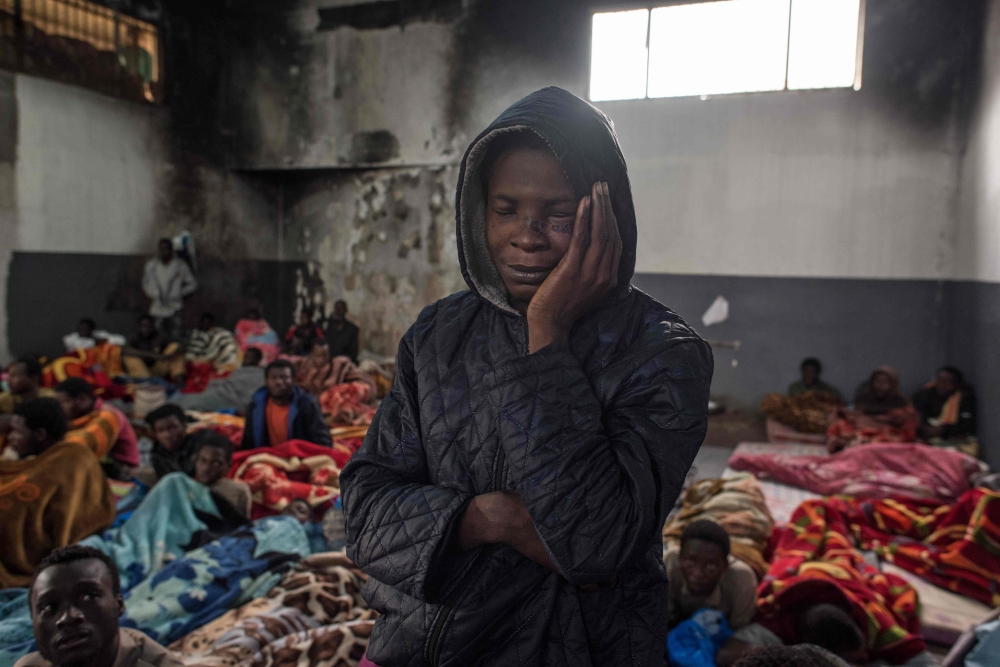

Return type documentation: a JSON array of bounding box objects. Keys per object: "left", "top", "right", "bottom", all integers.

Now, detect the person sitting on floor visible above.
[
  {"left": 191, "top": 431, "right": 252, "bottom": 519},
  {"left": 912, "top": 366, "right": 978, "bottom": 456},
  {"left": 826, "top": 366, "right": 920, "bottom": 453},
  {"left": 170, "top": 347, "right": 265, "bottom": 414},
  {"left": 788, "top": 358, "right": 841, "bottom": 399},
  {"left": 325, "top": 300, "right": 359, "bottom": 363},
  {"left": 1, "top": 358, "right": 55, "bottom": 414},
  {"left": 62, "top": 318, "right": 97, "bottom": 353},
  {"left": 185, "top": 313, "right": 241, "bottom": 375},
  {"left": 284, "top": 309, "right": 324, "bottom": 356},
  {"left": 0, "top": 399, "right": 115, "bottom": 587},
  {"left": 666, "top": 520, "right": 760, "bottom": 667},
  {"left": 55, "top": 378, "right": 140, "bottom": 480},
  {"left": 234, "top": 308, "right": 281, "bottom": 364},
  {"left": 17, "top": 545, "right": 182, "bottom": 667},
  {"left": 138, "top": 404, "right": 199, "bottom": 485},
  {"left": 241, "top": 359, "right": 332, "bottom": 450},
  {"left": 62, "top": 318, "right": 126, "bottom": 354},
  {"left": 122, "top": 315, "right": 185, "bottom": 384}
]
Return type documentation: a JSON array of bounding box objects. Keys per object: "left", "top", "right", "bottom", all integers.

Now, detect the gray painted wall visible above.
[
  {"left": 635, "top": 273, "right": 998, "bottom": 466},
  {"left": 945, "top": 281, "right": 1000, "bottom": 470},
  {"left": 632, "top": 273, "right": 949, "bottom": 409},
  {"left": 6, "top": 252, "right": 305, "bottom": 361}
]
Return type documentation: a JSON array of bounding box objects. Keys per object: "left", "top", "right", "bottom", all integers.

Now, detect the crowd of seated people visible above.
[
  {"left": 763, "top": 357, "right": 979, "bottom": 457},
  {"left": 0, "top": 286, "right": 385, "bottom": 599}
]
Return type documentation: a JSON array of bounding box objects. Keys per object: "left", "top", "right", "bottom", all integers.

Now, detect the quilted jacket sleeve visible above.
[
  {"left": 340, "top": 327, "right": 472, "bottom": 601},
  {"left": 486, "top": 329, "right": 712, "bottom": 585}
]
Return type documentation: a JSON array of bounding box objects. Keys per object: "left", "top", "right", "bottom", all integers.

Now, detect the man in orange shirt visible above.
[{"left": 240, "top": 360, "right": 331, "bottom": 449}]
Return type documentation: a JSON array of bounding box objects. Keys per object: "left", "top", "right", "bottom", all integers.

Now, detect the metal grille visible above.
[{"left": 0, "top": 0, "right": 161, "bottom": 103}]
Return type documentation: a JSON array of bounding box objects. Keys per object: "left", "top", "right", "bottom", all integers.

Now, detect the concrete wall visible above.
[
  {"left": 226, "top": 0, "right": 984, "bottom": 356},
  {"left": 0, "top": 72, "right": 15, "bottom": 366},
  {"left": 0, "top": 74, "right": 170, "bottom": 361},
  {"left": 1, "top": 72, "right": 283, "bottom": 362},
  {"left": 14, "top": 75, "right": 170, "bottom": 255},
  {"left": 951, "top": 0, "right": 1000, "bottom": 469},
  {"left": 957, "top": 0, "right": 1000, "bottom": 284},
  {"left": 632, "top": 273, "right": 949, "bottom": 409},
  {"left": 447, "top": 0, "right": 981, "bottom": 280}
]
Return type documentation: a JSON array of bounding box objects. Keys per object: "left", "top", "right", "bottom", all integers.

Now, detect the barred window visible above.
[{"left": 0, "top": 0, "right": 162, "bottom": 104}]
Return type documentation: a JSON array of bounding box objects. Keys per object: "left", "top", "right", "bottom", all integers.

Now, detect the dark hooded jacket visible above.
[{"left": 340, "top": 87, "right": 713, "bottom": 667}]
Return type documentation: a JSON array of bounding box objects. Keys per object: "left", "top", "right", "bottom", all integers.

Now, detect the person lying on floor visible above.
[
  {"left": 55, "top": 378, "right": 139, "bottom": 481},
  {"left": 0, "top": 399, "right": 115, "bottom": 587},
  {"left": 134, "top": 404, "right": 199, "bottom": 485},
  {"left": 788, "top": 357, "right": 841, "bottom": 399},
  {"left": 340, "top": 87, "right": 712, "bottom": 667},
  {"left": 190, "top": 431, "right": 252, "bottom": 519},
  {"left": 665, "top": 520, "right": 760, "bottom": 667},
  {"left": 241, "top": 359, "right": 332, "bottom": 449},
  {"left": 122, "top": 315, "right": 185, "bottom": 384},
  {"left": 911, "top": 366, "right": 978, "bottom": 456},
  {"left": 185, "top": 313, "right": 241, "bottom": 375},
  {"left": 17, "top": 545, "right": 182, "bottom": 667},
  {"left": 282, "top": 498, "right": 313, "bottom": 523},
  {"left": 723, "top": 603, "right": 938, "bottom": 667},
  {"left": 827, "top": 366, "right": 920, "bottom": 453},
  {"left": 170, "top": 347, "right": 265, "bottom": 413}
]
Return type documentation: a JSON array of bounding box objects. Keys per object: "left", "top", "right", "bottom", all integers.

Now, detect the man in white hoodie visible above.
[{"left": 142, "top": 239, "right": 197, "bottom": 341}]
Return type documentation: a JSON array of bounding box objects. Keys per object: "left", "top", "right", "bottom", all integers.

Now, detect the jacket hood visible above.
[{"left": 455, "top": 86, "right": 638, "bottom": 314}]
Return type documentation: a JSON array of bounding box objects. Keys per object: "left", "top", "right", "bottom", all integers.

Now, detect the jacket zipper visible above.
[
  {"left": 426, "top": 443, "right": 507, "bottom": 665},
  {"left": 427, "top": 320, "right": 522, "bottom": 665}
]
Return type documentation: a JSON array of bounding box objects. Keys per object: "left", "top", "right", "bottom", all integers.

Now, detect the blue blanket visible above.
[{"left": 0, "top": 474, "right": 309, "bottom": 667}]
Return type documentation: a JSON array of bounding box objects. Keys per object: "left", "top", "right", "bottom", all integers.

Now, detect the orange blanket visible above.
[{"left": 0, "top": 441, "right": 115, "bottom": 587}]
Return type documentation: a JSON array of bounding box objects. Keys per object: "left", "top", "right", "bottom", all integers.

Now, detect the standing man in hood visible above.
[{"left": 341, "top": 87, "right": 713, "bottom": 667}]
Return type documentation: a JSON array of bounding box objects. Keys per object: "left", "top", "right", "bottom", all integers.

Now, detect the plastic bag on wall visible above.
[{"left": 701, "top": 295, "right": 729, "bottom": 327}]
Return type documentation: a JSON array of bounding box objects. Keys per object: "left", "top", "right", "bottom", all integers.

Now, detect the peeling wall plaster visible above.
[{"left": 278, "top": 165, "right": 465, "bottom": 357}]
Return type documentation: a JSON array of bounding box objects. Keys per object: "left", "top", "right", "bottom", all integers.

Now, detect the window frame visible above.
[{"left": 588, "top": 0, "right": 866, "bottom": 102}]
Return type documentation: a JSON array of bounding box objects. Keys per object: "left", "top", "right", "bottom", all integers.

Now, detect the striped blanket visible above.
[
  {"left": 186, "top": 328, "right": 241, "bottom": 373},
  {"left": 842, "top": 489, "right": 1000, "bottom": 607},
  {"left": 757, "top": 498, "right": 926, "bottom": 664}
]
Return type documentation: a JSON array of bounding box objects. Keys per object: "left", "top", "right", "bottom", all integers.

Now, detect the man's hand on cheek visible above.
[{"left": 526, "top": 181, "right": 622, "bottom": 354}]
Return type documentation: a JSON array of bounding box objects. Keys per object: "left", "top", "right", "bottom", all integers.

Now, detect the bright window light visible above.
[
  {"left": 589, "top": 0, "right": 864, "bottom": 101},
  {"left": 590, "top": 9, "right": 650, "bottom": 102},
  {"left": 648, "top": 0, "right": 791, "bottom": 98},
  {"left": 787, "top": 0, "right": 862, "bottom": 90}
]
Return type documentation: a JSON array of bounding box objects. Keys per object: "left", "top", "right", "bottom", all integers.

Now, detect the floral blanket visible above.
[{"left": 171, "top": 552, "right": 376, "bottom": 667}]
